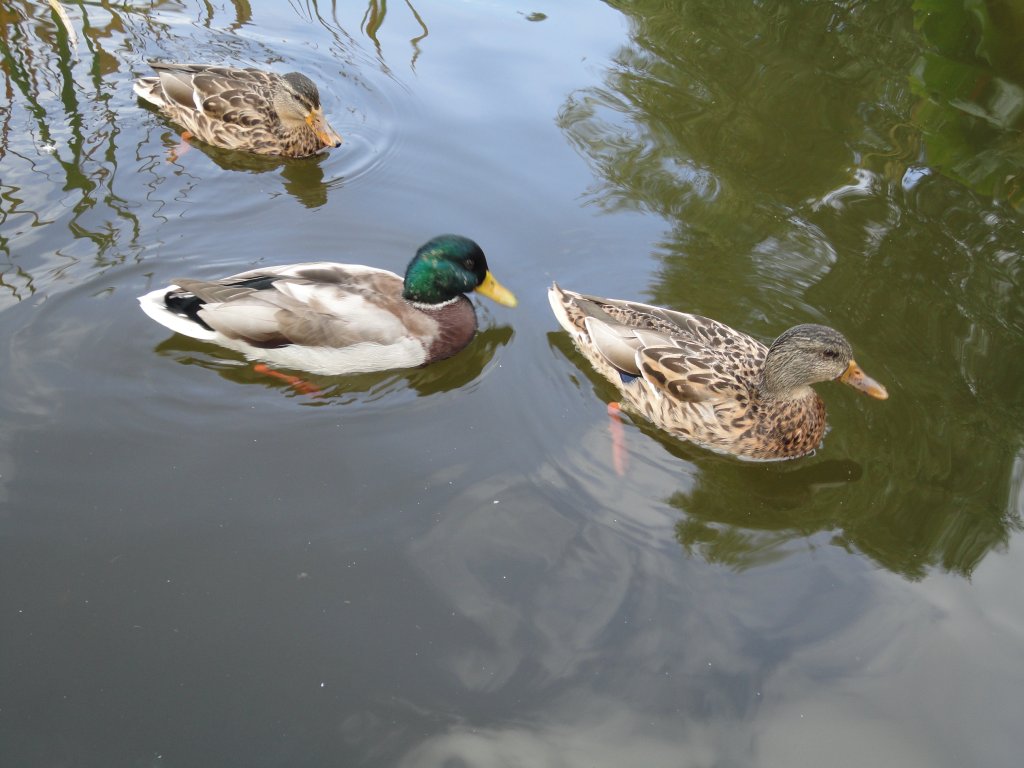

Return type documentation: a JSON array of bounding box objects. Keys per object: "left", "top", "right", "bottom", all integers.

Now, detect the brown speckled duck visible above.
[
  {"left": 138, "top": 236, "right": 517, "bottom": 375},
  {"left": 134, "top": 62, "right": 342, "bottom": 157},
  {"left": 548, "top": 284, "right": 888, "bottom": 460}
]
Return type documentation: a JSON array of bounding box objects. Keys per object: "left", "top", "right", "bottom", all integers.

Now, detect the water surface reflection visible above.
[
  {"left": 2, "top": 1, "right": 1024, "bottom": 767},
  {"left": 153, "top": 324, "right": 514, "bottom": 402},
  {"left": 555, "top": 0, "right": 1024, "bottom": 578}
]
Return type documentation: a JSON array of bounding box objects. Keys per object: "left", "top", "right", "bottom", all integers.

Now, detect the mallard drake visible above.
[
  {"left": 133, "top": 62, "right": 342, "bottom": 157},
  {"left": 138, "top": 235, "right": 517, "bottom": 375},
  {"left": 548, "top": 284, "right": 888, "bottom": 460}
]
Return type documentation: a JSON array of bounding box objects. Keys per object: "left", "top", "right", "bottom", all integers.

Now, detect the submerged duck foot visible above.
[
  {"left": 167, "top": 130, "right": 193, "bottom": 163},
  {"left": 253, "top": 363, "right": 321, "bottom": 395},
  {"left": 608, "top": 401, "right": 628, "bottom": 477}
]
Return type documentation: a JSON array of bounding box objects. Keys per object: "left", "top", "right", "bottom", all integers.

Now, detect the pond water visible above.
[{"left": 2, "top": 1, "right": 1023, "bottom": 766}]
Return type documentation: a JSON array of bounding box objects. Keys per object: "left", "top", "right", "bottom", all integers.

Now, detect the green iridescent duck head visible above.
[{"left": 402, "top": 235, "right": 518, "bottom": 308}]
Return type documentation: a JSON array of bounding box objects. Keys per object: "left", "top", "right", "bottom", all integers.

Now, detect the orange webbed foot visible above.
[
  {"left": 253, "top": 363, "right": 322, "bottom": 395},
  {"left": 608, "top": 402, "right": 628, "bottom": 477},
  {"left": 167, "top": 130, "right": 193, "bottom": 163}
]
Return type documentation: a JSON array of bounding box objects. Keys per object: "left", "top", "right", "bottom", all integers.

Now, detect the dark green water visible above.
[{"left": 2, "top": 1, "right": 1023, "bottom": 766}]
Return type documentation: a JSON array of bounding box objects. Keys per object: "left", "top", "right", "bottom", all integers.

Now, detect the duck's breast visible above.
[{"left": 419, "top": 296, "right": 478, "bottom": 364}]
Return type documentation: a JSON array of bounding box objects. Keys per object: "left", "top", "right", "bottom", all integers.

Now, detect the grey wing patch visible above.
[
  {"left": 198, "top": 301, "right": 290, "bottom": 347},
  {"left": 232, "top": 270, "right": 422, "bottom": 349},
  {"left": 294, "top": 266, "right": 395, "bottom": 292},
  {"left": 173, "top": 278, "right": 261, "bottom": 304},
  {"left": 271, "top": 282, "right": 425, "bottom": 349},
  {"left": 157, "top": 69, "right": 203, "bottom": 111},
  {"left": 274, "top": 310, "right": 357, "bottom": 348},
  {"left": 584, "top": 318, "right": 643, "bottom": 375}
]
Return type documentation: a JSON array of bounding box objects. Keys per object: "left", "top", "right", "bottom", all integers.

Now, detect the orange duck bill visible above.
[
  {"left": 838, "top": 359, "right": 889, "bottom": 399},
  {"left": 306, "top": 109, "right": 342, "bottom": 148}
]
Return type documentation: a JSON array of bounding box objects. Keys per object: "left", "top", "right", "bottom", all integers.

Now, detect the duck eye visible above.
[{"left": 822, "top": 349, "right": 839, "bottom": 360}]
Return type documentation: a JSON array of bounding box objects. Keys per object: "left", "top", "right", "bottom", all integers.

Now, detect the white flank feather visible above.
[
  {"left": 200, "top": 302, "right": 283, "bottom": 339},
  {"left": 221, "top": 339, "right": 428, "bottom": 376}
]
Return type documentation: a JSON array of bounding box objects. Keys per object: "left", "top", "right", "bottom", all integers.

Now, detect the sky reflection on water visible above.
[{"left": 1, "top": 1, "right": 1023, "bottom": 766}]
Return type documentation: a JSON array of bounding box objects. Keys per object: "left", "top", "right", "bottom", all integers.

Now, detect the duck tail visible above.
[
  {"left": 138, "top": 285, "right": 217, "bottom": 340},
  {"left": 548, "top": 282, "right": 598, "bottom": 338},
  {"left": 133, "top": 76, "right": 164, "bottom": 107},
  {"left": 547, "top": 282, "right": 575, "bottom": 335}
]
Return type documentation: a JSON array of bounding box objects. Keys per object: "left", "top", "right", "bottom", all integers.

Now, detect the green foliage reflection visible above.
[
  {"left": 911, "top": 0, "right": 1024, "bottom": 207},
  {"left": 557, "top": 0, "right": 1024, "bottom": 578}
]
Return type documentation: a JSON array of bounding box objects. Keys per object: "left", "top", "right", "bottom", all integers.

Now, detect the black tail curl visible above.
[{"left": 164, "top": 291, "right": 213, "bottom": 331}]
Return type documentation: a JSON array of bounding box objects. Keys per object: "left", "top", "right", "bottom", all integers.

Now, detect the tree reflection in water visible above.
[{"left": 555, "top": 0, "right": 1024, "bottom": 579}]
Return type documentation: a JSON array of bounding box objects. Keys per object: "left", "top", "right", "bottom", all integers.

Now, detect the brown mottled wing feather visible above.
[
  {"left": 555, "top": 288, "right": 763, "bottom": 353},
  {"left": 154, "top": 65, "right": 276, "bottom": 126},
  {"left": 140, "top": 62, "right": 337, "bottom": 156},
  {"left": 635, "top": 319, "right": 767, "bottom": 403},
  {"left": 580, "top": 295, "right": 764, "bottom": 355},
  {"left": 550, "top": 284, "right": 833, "bottom": 460},
  {"left": 559, "top": 288, "right": 768, "bottom": 396},
  {"left": 142, "top": 64, "right": 310, "bottom": 154},
  {"left": 636, "top": 345, "right": 752, "bottom": 402}
]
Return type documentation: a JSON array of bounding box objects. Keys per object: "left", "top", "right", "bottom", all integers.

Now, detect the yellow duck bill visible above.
[{"left": 475, "top": 271, "right": 518, "bottom": 307}]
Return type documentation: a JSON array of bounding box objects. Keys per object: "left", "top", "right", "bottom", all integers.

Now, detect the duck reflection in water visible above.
[
  {"left": 153, "top": 324, "right": 514, "bottom": 402},
  {"left": 159, "top": 140, "right": 336, "bottom": 209}
]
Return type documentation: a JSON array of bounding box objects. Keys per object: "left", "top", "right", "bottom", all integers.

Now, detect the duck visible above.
[
  {"left": 138, "top": 235, "right": 517, "bottom": 375},
  {"left": 548, "top": 284, "right": 888, "bottom": 460},
  {"left": 133, "top": 62, "right": 342, "bottom": 157}
]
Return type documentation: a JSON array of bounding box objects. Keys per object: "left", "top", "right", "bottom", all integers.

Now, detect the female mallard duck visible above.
[
  {"left": 138, "top": 235, "right": 517, "bottom": 375},
  {"left": 548, "top": 284, "right": 888, "bottom": 460},
  {"left": 134, "top": 62, "right": 342, "bottom": 157}
]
